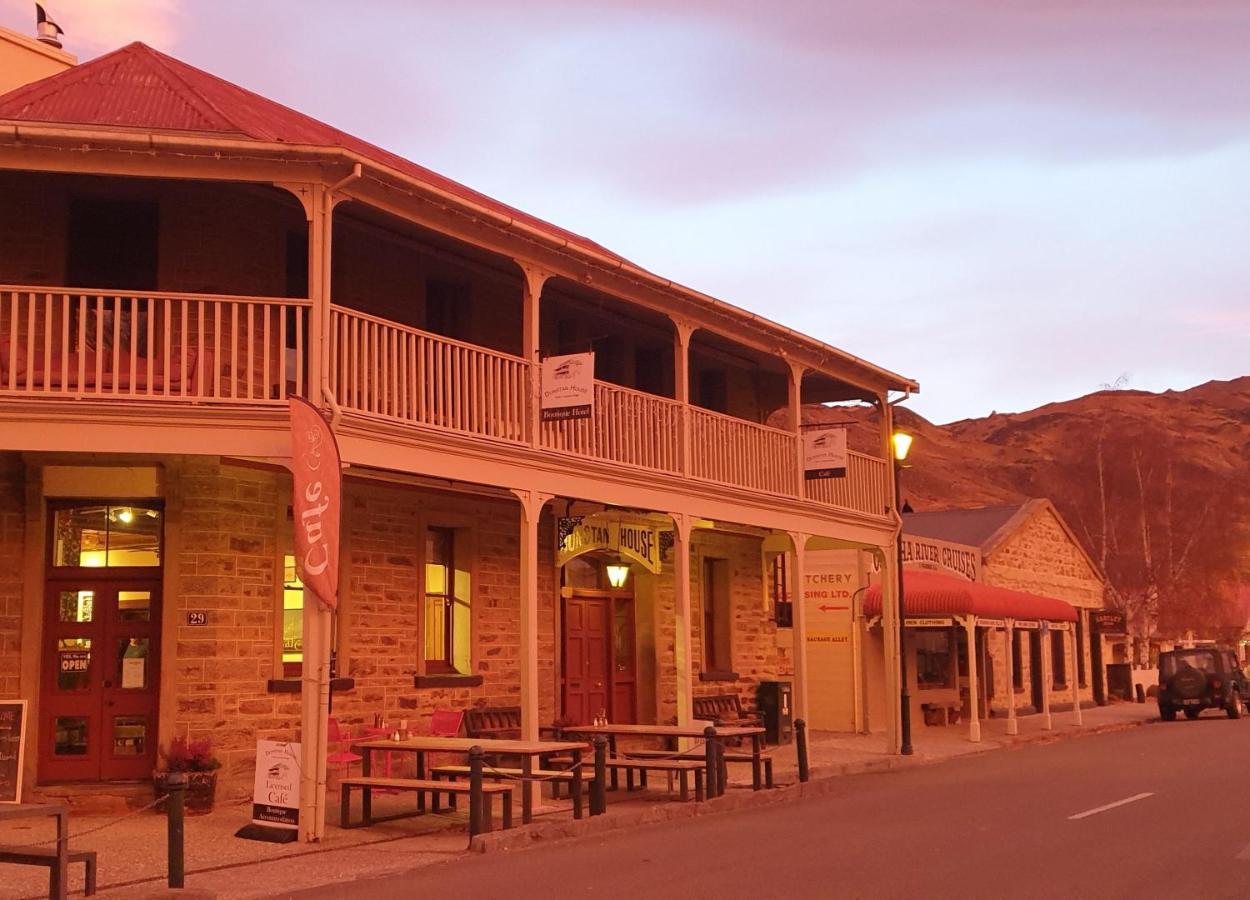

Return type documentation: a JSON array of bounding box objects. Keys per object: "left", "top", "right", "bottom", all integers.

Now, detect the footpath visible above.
[{"left": 0, "top": 702, "right": 1156, "bottom": 899}]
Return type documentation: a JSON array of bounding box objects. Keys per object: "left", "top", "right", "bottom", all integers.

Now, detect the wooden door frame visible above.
[{"left": 560, "top": 587, "right": 636, "bottom": 724}]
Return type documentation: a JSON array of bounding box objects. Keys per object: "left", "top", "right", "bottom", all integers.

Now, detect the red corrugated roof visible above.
[
  {"left": 864, "top": 569, "right": 1077, "bottom": 622},
  {"left": 0, "top": 42, "right": 625, "bottom": 263}
]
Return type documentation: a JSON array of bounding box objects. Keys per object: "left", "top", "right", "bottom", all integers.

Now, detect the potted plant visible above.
[{"left": 154, "top": 737, "right": 221, "bottom": 815}]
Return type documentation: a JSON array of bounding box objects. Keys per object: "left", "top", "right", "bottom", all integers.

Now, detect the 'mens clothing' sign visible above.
[
  {"left": 288, "top": 397, "right": 341, "bottom": 610},
  {"left": 803, "top": 427, "right": 848, "bottom": 479},
  {"left": 541, "top": 352, "right": 594, "bottom": 421}
]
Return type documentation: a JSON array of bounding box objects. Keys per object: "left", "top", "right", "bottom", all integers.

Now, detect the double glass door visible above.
[{"left": 40, "top": 579, "right": 161, "bottom": 781}]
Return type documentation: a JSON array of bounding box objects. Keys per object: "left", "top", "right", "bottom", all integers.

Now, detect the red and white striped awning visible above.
[{"left": 864, "top": 569, "right": 1078, "bottom": 623}]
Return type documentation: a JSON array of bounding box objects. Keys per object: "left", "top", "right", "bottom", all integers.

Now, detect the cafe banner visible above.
[
  {"left": 803, "top": 426, "right": 848, "bottom": 479},
  {"left": 288, "top": 397, "right": 342, "bottom": 611},
  {"left": 252, "top": 739, "right": 301, "bottom": 829},
  {"left": 540, "top": 352, "right": 594, "bottom": 421},
  {"left": 557, "top": 515, "right": 662, "bottom": 574},
  {"left": 0, "top": 701, "right": 27, "bottom": 804}
]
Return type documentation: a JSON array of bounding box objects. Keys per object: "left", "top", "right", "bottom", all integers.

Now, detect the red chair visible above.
[
  {"left": 326, "top": 717, "right": 361, "bottom": 777},
  {"left": 431, "top": 709, "right": 464, "bottom": 738}
]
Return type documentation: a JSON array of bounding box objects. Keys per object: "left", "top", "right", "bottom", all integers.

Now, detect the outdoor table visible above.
[
  {"left": 353, "top": 736, "right": 590, "bottom": 825},
  {"left": 0, "top": 803, "right": 69, "bottom": 900},
  {"left": 565, "top": 723, "right": 767, "bottom": 796}
]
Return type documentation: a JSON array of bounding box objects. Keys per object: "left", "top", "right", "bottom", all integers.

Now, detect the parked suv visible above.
[{"left": 1157, "top": 648, "right": 1249, "bottom": 721}]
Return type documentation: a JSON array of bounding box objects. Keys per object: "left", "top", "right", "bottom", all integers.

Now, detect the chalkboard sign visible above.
[{"left": 0, "top": 700, "right": 27, "bottom": 804}]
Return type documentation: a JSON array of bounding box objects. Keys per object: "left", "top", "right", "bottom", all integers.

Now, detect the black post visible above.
[
  {"left": 591, "top": 736, "right": 607, "bottom": 816},
  {"left": 703, "top": 726, "right": 718, "bottom": 799},
  {"left": 795, "top": 718, "right": 809, "bottom": 783},
  {"left": 895, "top": 459, "right": 914, "bottom": 756},
  {"left": 468, "top": 746, "right": 484, "bottom": 838},
  {"left": 166, "top": 773, "right": 187, "bottom": 889}
]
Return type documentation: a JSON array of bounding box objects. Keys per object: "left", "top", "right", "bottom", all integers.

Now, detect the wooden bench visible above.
[
  {"left": 693, "top": 694, "right": 762, "bottom": 729},
  {"left": 604, "top": 757, "right": 705, "bottom": 802},
  {"left": 429, "top": 764, "right": 577, "bottom": 787},
  {"left": 921, "top": 700, "right": 962, "bottom": 726},
  {"left": 622, "top": 749, "right": 774, "bottom": 788},
  {"left": 339, "top": 776, "right": 513, "bottom": 832},
  {"left": 0, "top": 847, "right": 97, "bottom": 896},
  {"left": 464, "top": 707, "right": 572, "bottom": 793}
]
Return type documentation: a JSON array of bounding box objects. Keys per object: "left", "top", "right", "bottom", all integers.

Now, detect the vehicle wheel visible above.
[
  {"left": 1184, "top": 708, "right": 1201, "bottom": 720},
  {"left": 1160, "top": 705, "right": 1176, "bottom": 721},
  {"left": 1228, "top": 691, "right": 1242, "bottom": 720}
]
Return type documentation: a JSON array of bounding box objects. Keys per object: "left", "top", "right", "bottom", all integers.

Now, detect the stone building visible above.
[{"left": 0, "top": 33, "right": 918, "bottom": 801}]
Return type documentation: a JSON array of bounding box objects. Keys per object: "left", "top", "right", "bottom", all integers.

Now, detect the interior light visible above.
[
  {"left": 116, "top": 508, "right": 134, "bottom": 524},
  {"left": 891, "top": 431, "right": 913, "bottom": 463},
  {"left": 605, "top": 564, "right": 630, "bottom": 589}
]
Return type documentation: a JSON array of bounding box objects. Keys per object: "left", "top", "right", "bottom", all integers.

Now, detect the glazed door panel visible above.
[{"left": 40, "top": 579, "right": 161, "bottom": 782}]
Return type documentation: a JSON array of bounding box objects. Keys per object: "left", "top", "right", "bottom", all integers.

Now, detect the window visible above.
[
  {"left": 1012, "top": 630, "right": 1023, "bottom": 690},
  {"left": 1051, "top": 630, "right": 1067, "bottom": 688},
  {"left": 52, "top": 505, "right": 162, "bottom": 568},
  {"left": 768, "top": 554, "right": 792, "bottom": 628},
  {"left": 1076, "top": 616, "right": 1087, "bottom": 688},
  {"left": 915, "top": 630, "right": 953, "bottom": 689},
  {"left": 282, "top": 554, "right": 304, "bottom": 677},
  {"left": 697, "top": 369, "right": 728, "bottom": 413},
  {"left": 425, "top": 279, "right": 469, "bottom": 341},
  {"left": 424, "top": 527, "right": 470, "bottom": 674},
  {"left": 701, "top": 557, "right": 732, "bottom": 673},
  {"left": 67, "top": 198, "right": 158, "bottom": 291}
]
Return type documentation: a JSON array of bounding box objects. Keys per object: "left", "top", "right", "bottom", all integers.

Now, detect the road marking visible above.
[{"left": 1068, "top": 792, "right": 1154, "bottom": 820}]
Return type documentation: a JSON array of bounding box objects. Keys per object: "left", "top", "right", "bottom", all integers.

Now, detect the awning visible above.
[{"left": 864, "top": 570, "right": 1078, "bottom": 623}]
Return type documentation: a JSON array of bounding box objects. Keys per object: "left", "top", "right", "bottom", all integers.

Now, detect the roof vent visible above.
[{"left": 36, "top": 3, "right": 64, "bottom": 49}]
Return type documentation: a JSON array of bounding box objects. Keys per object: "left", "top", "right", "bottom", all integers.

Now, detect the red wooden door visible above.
[
  {"left": 562, "top": 597, "right": 611, "bottom": 724},
  {"left": 40, "top": 579, "right": 161, "bottom": 781}
]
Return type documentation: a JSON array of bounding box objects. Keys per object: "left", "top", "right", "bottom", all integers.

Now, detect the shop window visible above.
[
  {"left": 769, "top": 554, "right": 792, "bottom": 628},
  {"left": 424, "top": 527, "right": 471, "bottom": 675},
  {"left": 701, "top": 557, "right": 732, "bottom": 673},
  {"left": 915, "top": 630, "right": 952, "bottom": 689},
  {"left": 52, "top": 505, "right": 162, "bottom": 567},
  {"left": 1051, "top": 630, "right": 1067, "bottom": 688},
  {"left": 1076, "top": 617, "right": 1087, "bottom": 688},
  {"left": 282, "top": 554, "right": 304, "bottom": 677},
  {"left": 1012, "top": 630, "right": 1023, "bottom": 690}
]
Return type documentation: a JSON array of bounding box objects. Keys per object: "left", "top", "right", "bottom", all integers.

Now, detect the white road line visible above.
[{"left": 1068, "top": 792, "right": 1154, "bottom": 821}]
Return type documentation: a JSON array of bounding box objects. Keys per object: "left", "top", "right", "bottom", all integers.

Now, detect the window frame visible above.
[
  {"left": 915, "top": 628, "right": 954, "bottom": 690},
  {"left": 418, "top": 522, "right": 476, "bottom": 678},
  {"left": 1050, "top": 629, "right": 1067, "bottom": 689},
  {"left": 700, "top": 556, "right": 733, "bottom": 674}
]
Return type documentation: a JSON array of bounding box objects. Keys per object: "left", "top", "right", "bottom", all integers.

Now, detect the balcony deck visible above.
[{"left": 1, "top": 286, "right": 890, "bottom": 521}]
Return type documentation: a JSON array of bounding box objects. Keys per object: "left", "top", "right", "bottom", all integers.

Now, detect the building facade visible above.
[{"left": 0, "top": 37, "right": 917, "bottom": 795}]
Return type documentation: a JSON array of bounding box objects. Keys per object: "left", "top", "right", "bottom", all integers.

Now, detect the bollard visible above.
[
  {"left": 795, "top": 718, "right": 809, "bottom": 783},
  {"left": 166, "top": 773, "right": 187, "bottom": 889},
  {"left": 1135, "top": 683, "right": 1146, "bottom": 704},
  {"left": 703, "top": 726, "right": 719, "bottom": 799},
  {"left": 468, "top": 746, "right": 484, "bottom": 838},
  {"left": 591, "top": 736, "right": 607, "bottom": 816}
]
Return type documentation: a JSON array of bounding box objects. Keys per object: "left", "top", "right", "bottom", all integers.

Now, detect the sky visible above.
[{"left": 6, "top": 0, "right": 1249, "bottom": 423}]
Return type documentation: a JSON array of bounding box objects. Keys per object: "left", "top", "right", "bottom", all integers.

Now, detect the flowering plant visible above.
[{"left": 159, "top": 736, "right": 221, "bottom": 773}]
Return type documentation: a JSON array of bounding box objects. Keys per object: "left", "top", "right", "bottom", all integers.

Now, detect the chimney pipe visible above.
[{"left": 36, "top": 3, "right": 65, "bottom": 49}]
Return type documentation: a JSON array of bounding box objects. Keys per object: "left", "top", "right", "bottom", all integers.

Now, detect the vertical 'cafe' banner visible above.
[
  {"left": 288, "top": 397, "right": 341, "bottom": 610},
  {"left": 803, "top": 426, "right": 848, "bottom": 479}
]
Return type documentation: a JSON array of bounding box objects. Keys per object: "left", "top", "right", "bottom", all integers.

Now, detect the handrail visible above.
[
  {"left": 330, "top": 304, "right": 525, "bottom": 365},
  {"left": 0, "top": 284, "right": 312, "bottom": 307}
]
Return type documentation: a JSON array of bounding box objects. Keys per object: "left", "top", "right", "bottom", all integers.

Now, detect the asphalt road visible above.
[{"left": 287, "top": 714, "right": 1250, "bottom": 899}]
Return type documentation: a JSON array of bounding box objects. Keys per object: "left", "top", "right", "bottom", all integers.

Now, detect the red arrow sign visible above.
[{"left": 818, "top": 604, "right": 849, "bottom": 612}]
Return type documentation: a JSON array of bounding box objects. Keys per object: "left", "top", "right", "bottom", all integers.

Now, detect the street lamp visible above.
[{"left": 892, "top": 430, "right": 914, "bottom": 755}]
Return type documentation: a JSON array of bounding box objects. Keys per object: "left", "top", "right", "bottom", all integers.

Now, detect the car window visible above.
[{"left": 1161, "top": 651, "right": 1218, "bottom": 677}]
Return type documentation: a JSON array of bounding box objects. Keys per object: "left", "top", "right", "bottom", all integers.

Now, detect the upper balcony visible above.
[{"left": 0, "top": 169, "right": 898, "bottom": 523}]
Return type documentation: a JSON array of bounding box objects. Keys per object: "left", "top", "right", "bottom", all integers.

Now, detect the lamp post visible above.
[{"left": 891, "top": 431, "right": 914, "bottom": 756}]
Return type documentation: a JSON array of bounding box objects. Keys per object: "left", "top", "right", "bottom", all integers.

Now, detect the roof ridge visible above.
[{"left": 129, "top": 43, "right": 249, "bottom": 136}]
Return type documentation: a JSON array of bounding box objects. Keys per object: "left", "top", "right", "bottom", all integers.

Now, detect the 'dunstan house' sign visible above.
[{"left": 541, "top": 352, "right": 594, "bottom": 421}]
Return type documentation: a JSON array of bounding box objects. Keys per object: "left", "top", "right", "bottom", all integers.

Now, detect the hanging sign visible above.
[
  {"left": 557, "top": 515, "right": 661, "bottom": 573},
  {"left": 288, "top": 397, "right": 341, "bottom": 610},
  {"left": 1091, "top": 609, "right": 1127, "bottom": 635},
  {"left": 1049, "top": 621, "right": 1071, "bottom": 632},
  {"left": 0, "top": 701, "right": 27, "bottom": 803},
  {"left": 803, "top": 427, "right": 848, "bottom": 479},
  {"left": 540, "top": 352, "right": 594, "bottom": 421},
  {"left": 252, "top": 739, "right": 301, "bottom": 830},
  {"left": 59, "top": 650, "right": 90, "bottom": 674},
  {"left": 906, "top": 616, "right": 954, "bottom": 628},
  {"left": 977, "top": 617, "right": 1006, "bottom": 629},
  {"left": 1013, "top": 619, "right": 1041, "bottom": 630}
]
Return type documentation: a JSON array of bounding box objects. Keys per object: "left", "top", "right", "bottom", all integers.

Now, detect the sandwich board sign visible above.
[
  {"left": 0, "top": 700, "right": 27, "bottom": 803},
  {"left": 252, "top": 740, "right": 301, "bottom": 830}
]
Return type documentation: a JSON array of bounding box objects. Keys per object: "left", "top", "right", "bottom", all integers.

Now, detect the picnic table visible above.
[
  {"left": 0, "top": 803, "right": 70, "bottom": 900},
  {"left": 352, "top": 736, "right": 590, "bottom": 825},
  {"left": 565, "top": 723, "right": 768, "bottom": 796}
]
